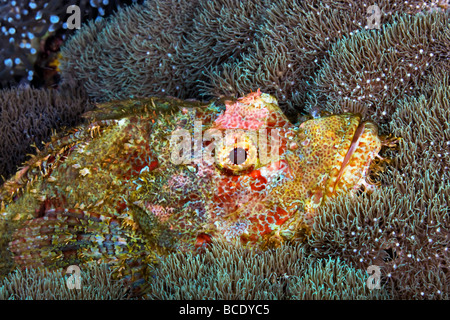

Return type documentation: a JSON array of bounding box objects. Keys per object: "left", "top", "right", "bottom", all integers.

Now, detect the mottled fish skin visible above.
[{"left": 0, "top": 90, "right": 381, "bottom": 293}]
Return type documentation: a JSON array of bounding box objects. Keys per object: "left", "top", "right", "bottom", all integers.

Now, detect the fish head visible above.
[{"left": 202, "top": 91, "right": 382, "bottom": 245}]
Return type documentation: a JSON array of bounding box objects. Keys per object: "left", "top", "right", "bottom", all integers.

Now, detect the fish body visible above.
[{"left": 0, "top": 90, "right": 381, "bottom": 291}]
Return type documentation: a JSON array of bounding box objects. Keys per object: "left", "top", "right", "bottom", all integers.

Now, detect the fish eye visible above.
[
  {"left": 229, "top": 147, "right": 247, "bottom": 165},
  {"left": 215, "top": 131, "right": 258, "bottom": 174}
]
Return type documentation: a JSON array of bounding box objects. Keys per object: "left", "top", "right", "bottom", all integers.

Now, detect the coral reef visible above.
[
  {"left": 0, "top": 86, "right": 91, "bottom": 183},
  {"left": 0, "top": 263, "right": 130, "bottom": 299}
]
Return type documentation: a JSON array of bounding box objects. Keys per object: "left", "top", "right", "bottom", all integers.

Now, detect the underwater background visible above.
[{"left": 0, "top": 0, "right": 449, "bottom": 300}]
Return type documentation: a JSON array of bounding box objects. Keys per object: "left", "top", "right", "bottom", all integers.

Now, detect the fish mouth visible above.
[{"left": 332, "top": 120, "right": 381, "bottom": 195}]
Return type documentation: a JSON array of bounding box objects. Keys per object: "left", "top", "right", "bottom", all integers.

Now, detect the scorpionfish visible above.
[{"left": 0, "top": 90, "right": 382, "bottom": 293}]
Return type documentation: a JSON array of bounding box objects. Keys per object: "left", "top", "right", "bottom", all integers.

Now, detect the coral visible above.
[
  {"left": 60, "top": 0, "right": 449, "bottom": 119},
  {"left": 0, "top": 263, "right": 131, "bottom": 299},
  {"left": 204, "top": 0, "right": 450, "bottom": 116},
  {"left": 0, "top": 0, "right": 144, "bottom": 87},
  {"left": 174, "top": 0, "right": 269, "bottom": 97},
  {"left": 1, "top": 0, "right": 449, "bottom": 300},
  {"left": 307, "top": 177, "right": 449, "bottom": 299},
  {"left": 60, "top": 0, "right": 199, "bottom": 100},
  {"left": 0, "top": 86, "right": 91, "bottom": 183},
  {"left": 61, "top": 0, "right": 268, "bottom": 101},
  {"left": 300, "top": 13, "right": 449, "bottom": 299},
  {"left": 304, "top": 11, "right": 450, "bottom": 133},
  {"left": 149, "top": 237, "right": 390, "bottom": 299},
  {"left": 305, "top": 67, "right": 450, "bottom": 300}
]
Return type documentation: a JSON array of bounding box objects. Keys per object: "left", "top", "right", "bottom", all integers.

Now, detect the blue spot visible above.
[
  {"left": 4, "top": 59, "right": 13, "bottom": 68},
  {"left": 9, "top": 37, "right": 14, "bottom": 43},
  {"left": 29, "top": 2, "right": 37, "bottom": 9},
  {"left": 27, "top": 32, "right": 34, "bottom": 39},
  {"left": 50, "top": 15, "right": 59, "bottom": 23},
  {"left": 98, "top": 7, "right": 105, "bottom": 16},
  {"left": 14, "top": 58, "right": 21, "bottom": 64},
  {"left": 28, "top": 70, "right": 34, "bottom": 76},
  {"left": 35, "top": 11, "right": 42, "bottom": 20},
  {"left": 30, "top": 48, "right": 37, "bottom": 54},
  {"left": 103, "top": 0, "right": 109, "bottom": 5},
  {"left": 8, "top": 27, "right": 16, "bottom": 34},
  {"left": 62, "top": 22, "right": 68, "bottom": 29}
]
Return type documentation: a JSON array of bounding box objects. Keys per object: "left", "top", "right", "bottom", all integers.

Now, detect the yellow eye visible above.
[{"left": 215, "top": 130, "right": 258, "bottom": 174}]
